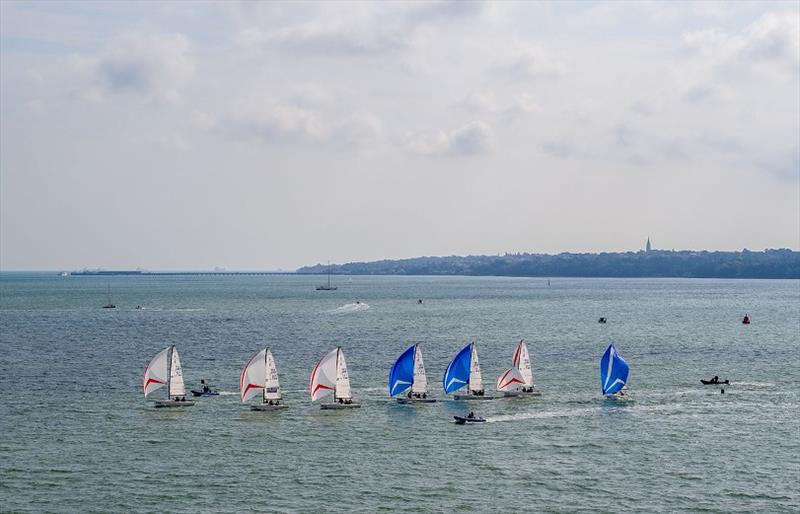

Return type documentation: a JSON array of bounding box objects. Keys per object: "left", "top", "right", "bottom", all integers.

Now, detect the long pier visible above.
[{"left": 69, "top": 271, "right": 303, "bottom": 276}]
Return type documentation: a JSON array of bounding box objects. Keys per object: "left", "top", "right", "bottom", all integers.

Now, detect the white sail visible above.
[
  {"left": 496, "top": 367, "right": 525, "bottom": 392},
  {"left": 513, "top": 340, "right": 534, "bottom": 387},
  {"left": 169, "top": 346, "right": 186, "bottom": 398},
  {"left": 264, "top": 348, "right": 282, "bottom": 401},
  {"left": 411, "top": 344, "right": 427, "bottom": 394},
  {"left": 310, "top": 347, "right": 338, "bottom": 401},
  {"left": 335, "top": 348, "right": 352, "bottom": 400},
  {"left": 143, "top": 347, "right": 169, "bottom": 397},
  {"left": 469, "top": 343, "right": 483, "bottom": 392},
  {"left": 240, "top": 348, "right": 267, "bottom": 403}
]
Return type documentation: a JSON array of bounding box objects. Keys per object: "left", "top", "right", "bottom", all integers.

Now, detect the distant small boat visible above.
[
  {"left": 316, "top": 262, "right": 338, "bottom": 291},
  {"left": 444, "top": 342, "right": 493, "bottom": 400},
  {"left": 497, "top": 340, "right": 541, "bottom": 397},
  {"left": 742, "top": 314, "right": 750, "bottom": 324},
  {"left": 389, "top": 344, "right": 435, "bottom": 403},
  {"left": 310, "top": 347, "right": 360, "bottom": 409},
  {"left": 454, "top": 414, "right": 486, "bottom": 424},
  {"left": 143, "top": 346, "right": 195, "bottom": 407},
  {"left": 600, "top": 343, "right": 629, "bottom": 398},
  {"left": 241, "top": 348, "right": 287, "bottom": 410},
  {"left": 102, "top": 284, "right": 116, "bottom": 309},
  {"left": 598, "top": 317, "right": 607, "bottom": 324},
  {"left": 59, "top": 271, "right": 69, "bottom": 277}
]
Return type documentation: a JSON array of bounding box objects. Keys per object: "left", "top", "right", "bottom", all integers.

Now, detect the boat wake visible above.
[
  {"left": 733, "top": 382, "right": 774, "bottom": 388},
  {"left": 328, "top": 302, "right": 370, "bottom": 314},
  {"left": 487, "top": 407, "right": 598, "bottom": 423},
  {"left": 218, "top": 391, "right": 238, "bottom": 396}
]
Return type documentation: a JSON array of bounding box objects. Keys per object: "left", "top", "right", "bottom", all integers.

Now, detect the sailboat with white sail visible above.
[
  {"left": 389, "top": 344, "right": 435, "bottom": 403},
  {"left": 240, "top": 348, "right": 288, "bottom": 411},
  {"left": 497, "top": 339, "right": 542, "bottom": 397},
  {"left": 443, "top": 342, "right": 493, "bottom": 400},
  {"left": 310, "top": 347, "right": 360, "bottom": 409},
  {"left": 143, "top": 346, "right": 195, "bottom": 408}
]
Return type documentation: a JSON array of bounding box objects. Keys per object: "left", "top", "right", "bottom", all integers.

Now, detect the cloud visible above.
[
  {"left": 500, "top": 47, "right": 565, "bottom": 80},
  {"left": 539, "top": 139, "right": 577, "bottom": 159},
  {"left": 404, "top": 121, "right": 491, "bottom": 156},
  {"left": 69, "top": 32, "right": 194, "bottom": 103},
  {"left": 681, "top": 11, "right": 800, "bottom": 77},
  {"left": 455, "top": 91, "right": 539, "bottom": 119},
  {"left": 236, "top": 20, "right": 406, "bottom": 57},
  {"left": 221, "top": 103, "right": 327, "bottom": 144}
]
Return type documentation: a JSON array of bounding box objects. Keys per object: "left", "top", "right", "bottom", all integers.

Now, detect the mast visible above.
[
  {"left": 327, "top": 261, "right": 331, "bottom": 288},
  {"left": 263, "top": 347, "right": 268, "bottom": 404},
  {"left": 166, "top": 346, "right": 173, "bottom": 400},
  {"left": 334, "top": 346, "right": 339, "bottom": 402}
]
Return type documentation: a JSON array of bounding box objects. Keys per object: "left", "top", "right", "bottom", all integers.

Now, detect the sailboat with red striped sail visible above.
[
  {"left": 143, "top": 346, "right": 195, "bottom": 408},
  {"left": 496, "top": 339, "right": 541, "bottom": 397},
  {"left": 310, "top": 347, "right": 361, "bottom": 409},
  {"left": 240, "top": 348, "right": 287, "bottom": 411}
]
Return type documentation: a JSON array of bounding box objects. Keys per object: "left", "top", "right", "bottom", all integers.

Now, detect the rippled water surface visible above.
[{"left": 1, "top": 274, "right": 798, "bottom": 513}]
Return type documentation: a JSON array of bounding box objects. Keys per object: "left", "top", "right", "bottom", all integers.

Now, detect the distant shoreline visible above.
[{"left": 3, "top": 248, "right": 799, "bottom": 280}]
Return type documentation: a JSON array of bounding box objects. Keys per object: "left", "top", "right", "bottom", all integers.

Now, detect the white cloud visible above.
[
  {"left": 681, "top": 11, "right": 800, "bottom": 77},
  {"left": 404, "top": 121, "right": 491, "bottom": 156},
  {"left": 501, "top": 47, "right": 565, "bottom": 80},
  {"left": 68, "top": 32, "right": 194, "bottom": 103}
]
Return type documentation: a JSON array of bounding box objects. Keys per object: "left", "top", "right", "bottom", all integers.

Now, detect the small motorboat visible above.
[
  {"left": 701, "top": 378, "right": 729, "bottom": 385},
  {"left": 454, "top": 415, "right": 486, "bottom": 425},
  {"left": 742, "top": 314, "right": 750, "bottom": 324},
  {"left": 598, "top": 317, "right": 607, "bottom": 324},
  {"left": 190, "top": 389, "right": 220, "bottom": 397}
]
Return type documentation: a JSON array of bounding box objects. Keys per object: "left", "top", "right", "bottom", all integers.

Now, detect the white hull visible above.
[
  {"left": 396, "top": 397, "right": 436, "bottom": 404},
  {"left": 251, "top": 403, "right": 288, "bottom": 411},
  {"left": 453, "top": 394, "right": 495, "bottom": 401},
  {"left": 503, "top": 389, "right": 542, "bottom": 397},
  {"left": 153, "top": 399, "right": 195, "bottom": 408},
  {"left": 321, "top": 402, "right": 361, "bottom": 409}
]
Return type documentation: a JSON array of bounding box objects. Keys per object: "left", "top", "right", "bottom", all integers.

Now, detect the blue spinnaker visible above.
[
  {"left": 443, "top": 343, "right": 472, "bottom": 394},
  {"left": 389, "top": 345, "right": 415, "bottom": 397},
  {"left": 600, "top": 343, "right": 629, "bottom": 396}
]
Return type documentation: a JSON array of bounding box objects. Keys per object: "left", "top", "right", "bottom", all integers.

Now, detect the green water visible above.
[{"left": 1, "top": 274, "right": 798, "bottom": 512}]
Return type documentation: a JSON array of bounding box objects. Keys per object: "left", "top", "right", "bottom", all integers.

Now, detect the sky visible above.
[{"left": 1, "top": 0, "right": 798, "bottom": 271}]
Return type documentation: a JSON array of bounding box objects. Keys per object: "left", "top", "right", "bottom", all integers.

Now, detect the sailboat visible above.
[
  {"left": 497, "top": 339, "right": 541, "bottom": 397},
  {"left": 240, "top": 348, "right": 288, "bottom": 411},
  {"left": 389, "top": 344, "right": 436, "bottom": 403},
  {"left": 443, "top": 342, "right": 493, "bottom": 400},
  {"left": 600, "top": 343, "right": 630, "bottom": 398},
  {"left": 310, "top": 347, "right": 360, "bottom": 409},
  {"left": 143, "top": 346, "right": 195, "bottom": 407},
  {"left": 102, "top": 284, "right": 115, "bottom": 309},
  {"left": 316, "top": 262, "right": 338, "bottom": 291}
]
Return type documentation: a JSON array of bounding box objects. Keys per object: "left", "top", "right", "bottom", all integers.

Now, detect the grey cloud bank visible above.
[{"left": 0, "top": 1, "right": 798, "bottom": 271}]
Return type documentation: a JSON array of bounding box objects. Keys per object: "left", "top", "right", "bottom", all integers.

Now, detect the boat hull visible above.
[
  {"left": 396, "top": 397, "right": 436, "bottom": 404},
  {"left": 153, "top": 400, "right": 196, "bottom": 408},
  {"left": 191, "top": 390, "right": 220, "bottom": 397},
  {"left": 453, "top": 394, "right": 495, "bottom": 401},
  {"left": 251, "top": 403, "right": 288, "bottom": 411},
  {"left": 453, "top": 415, "right": 486, "bottom": 424},
  {"left": 321, "top": 402, "right": 361, "bottom": 409}
]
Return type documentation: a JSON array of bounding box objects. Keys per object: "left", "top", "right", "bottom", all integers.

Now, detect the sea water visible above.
[{"left": 0, "top": 274, "right": 798, "bottom": 513}]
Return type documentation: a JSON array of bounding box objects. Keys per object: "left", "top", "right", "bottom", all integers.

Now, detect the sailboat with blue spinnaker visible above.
[
  {"left": 600, "top": 343, "right": 630, "bottom": 398},
  {"left": 389, "top": 344, "right": 435, "bottom": 403},
  {"left": 443, "top": 342, "right": 493, "bottom": 400}
]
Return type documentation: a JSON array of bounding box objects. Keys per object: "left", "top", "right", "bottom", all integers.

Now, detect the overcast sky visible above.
[{"left": 1, "top": 1, "right": 798, "bottom": 270}]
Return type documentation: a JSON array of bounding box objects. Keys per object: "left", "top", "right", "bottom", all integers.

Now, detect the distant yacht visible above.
[
  {"left": 102, "top": 284, "right": 116, "bottom": 309},
  {"left": 316, "top": 262, "right": 338, "bottom": 291}
]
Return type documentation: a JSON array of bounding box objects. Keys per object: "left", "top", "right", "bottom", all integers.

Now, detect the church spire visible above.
[{"left": 646, "top": 236, "right": 652, "bottom": 252}]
